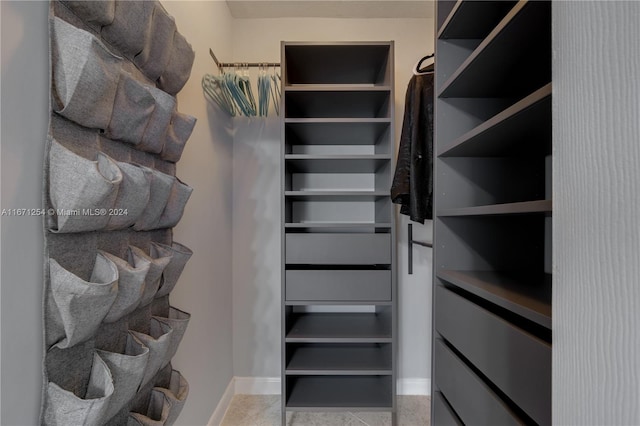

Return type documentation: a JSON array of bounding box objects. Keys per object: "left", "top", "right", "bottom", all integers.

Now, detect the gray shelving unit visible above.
[
  {"left": 281, "top": 41, "right": 396, "bottom": 424},
  {"left": 432, "top": 1, "right": 552, "bottom": 425}
]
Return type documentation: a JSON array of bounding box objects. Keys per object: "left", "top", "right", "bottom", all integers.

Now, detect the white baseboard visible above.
[
  {"left": 234, "top": 376, "right": 281, "bottom": 395},
  {"left": 397, "top": 378, "right": 431, "bottom": 396},
  {"left": 207, "top": 378, "right": 235, "bottom": 426},
  {"left": 207, "top": 376, "right": 431, "bottom": 424}
]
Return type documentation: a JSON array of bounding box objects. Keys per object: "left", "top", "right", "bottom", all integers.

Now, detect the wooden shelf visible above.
[
  {"left": 286, "top": 344, "right": 392, "bottom": 375},
  {"left": 285, "top": 191, "right": 388, "bottom": 201},
  {"left": 439, "top": 83, "right": 551, "bottom": 157},
  {"left": 438, "top": 1, "right": 517, "bottom": 39},
  {"left": 439, "top": 0, "right": 551, "bottom": 98},
  {"left": 286, "top": 376, "right": 392, "bottom": 410},
  {"left": 438, "top": 200, "right": 551, "bottom": 217},
  {"left": 285, "top": 90, "right": 391, "bottom": 119},
  {"left": 286, "top": 155, "right": 390, "bottom": 173},
  {"left": 285, "top": 85, "right": 391, "bottom": 92},
  {"left": 285, "top": 222, "right": 392, "bottom": 229},
  {"left": 286, "top": 313, "right": 391, "bottom": 343},
  {"left": 437, "top": 269, "right": 551, "bottom": 328}
]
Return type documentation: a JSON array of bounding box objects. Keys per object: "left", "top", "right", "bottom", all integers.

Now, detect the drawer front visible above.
[
  {"left": 435, "top": 285, "right": 551, "bottom": 425},
  {"left": 286, "top": 270, "right": 391, "bottom": 301},
  {"left": 285, "top": 233, "right": 391, "bottom": 265},
  {"left": 432, "top": 392, "right": 462, "bottom": 426},
  {"left": 434, "top": 339, "right": 521, "bottom": 426}
]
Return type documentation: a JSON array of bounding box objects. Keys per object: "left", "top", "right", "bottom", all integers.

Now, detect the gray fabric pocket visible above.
[
  {"left": 133, "top": 3, "right": 176, "bottom": 81},
  {"left": 100, "top": 250, "right": 150, "bottom": 323},
  {"left": 152, "top": 306, "right": 191, "bottom": 367},
  {"left": 49, "top": 140, "right": 122, "bottom": 233},
  {"left": 160, "top": 112, "right": 196, "bottom": 163},
  {"left": 154, "top": 178, "right": 193, "bottom": 230},
  {"left": 50, "top": 253, "right": 118, "bottom": 349},
  {"left": 130, "top": 319, "right": 173, "bottom": 388},
  {"left": 133, "top": 168, "right": 175, "bottom": 232},
  {"left": 106, "top": 72, "right": 156, "bottom": 146},
  {"left": 154, "top": 370, "right": 189, "bottom": 426},
  {"left": 101, "top": 0, "right": 154, "bottom": 57},
  {"left": 45, "top": 352, "right": 114, "bottom": 426},
  {"left": 127, "top": 389, "right": 169, "bottom": 426},
  {"left": 51, "top": 17, "right": 122, "bottom": 130},
  {"left": 138, "top": 88, "right": 176, "bottom": 154},
  {"left": 106, "top": 162, "right": 152, "bottom": 231},
  {"left": 97, "top": 333, "right": 150, "bottom": 422},
  {"left": 158, "top": 32, "right": 195, "bottom": 96},
  {"left": 60, "top": 0, "right": 116, "bottom": 26},
  {"left": 151, "top": 243, "right": 192, "bottom": 298},
  {"left": 129, "top": 246, "right": 172, "bottom": 307}
]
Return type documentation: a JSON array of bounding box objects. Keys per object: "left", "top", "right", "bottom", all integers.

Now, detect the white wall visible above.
[
  {"left": 230, "top": 17, "right": 435, "bottom": 385},
  {"left": 553, "top": 2, "right": 640, "bottom": 424},
  {"left": 155, "top": 2, "right": 235, "bottom": 425},
  {"left": 0, "top": 2, "right": 236, "bottom": 425},
  {"left": 1, "top": 2, "right": 49, "bottom": 424}
]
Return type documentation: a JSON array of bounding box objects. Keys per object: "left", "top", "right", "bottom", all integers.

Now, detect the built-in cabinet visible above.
[
  {"left": 281, "top": 42, "right": 397, "bottom": 423},
  {"left": 432, "top": 1, "right": 552, "bottom": 424}
]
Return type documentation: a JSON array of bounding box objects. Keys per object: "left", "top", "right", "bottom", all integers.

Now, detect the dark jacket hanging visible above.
[{"left": 391, "top": 73, "right": 434, "bottom": 223}]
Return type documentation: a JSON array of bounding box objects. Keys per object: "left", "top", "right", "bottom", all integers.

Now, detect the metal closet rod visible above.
[{"left": 209, "top": 49, "right": 280, "bottom": 69}]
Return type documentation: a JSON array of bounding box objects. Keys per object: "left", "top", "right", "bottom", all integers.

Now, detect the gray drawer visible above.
[
  {"left": 434, "top": 339, "right": 521, "bottom": 425},
  {"left": 285, "top": 233, "right": 390, "bottom": 265},
  {"left": 286, "top": 270, "right": 391, "bottom": 301},
  {"left": 435, "top": 285, "right": 551, "bottom": 425},
  {"left": 432, "top": 392, "right": 462, "bottom": 426}
]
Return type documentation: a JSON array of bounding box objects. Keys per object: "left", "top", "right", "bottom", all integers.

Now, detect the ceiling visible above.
[{"left": 225, "top": 0, "right": 434, "bottom": 19}]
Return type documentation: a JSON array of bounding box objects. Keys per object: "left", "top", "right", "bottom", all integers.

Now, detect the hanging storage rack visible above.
[{"left": 209, "top": 49, "right": 280, "bottom": 70}]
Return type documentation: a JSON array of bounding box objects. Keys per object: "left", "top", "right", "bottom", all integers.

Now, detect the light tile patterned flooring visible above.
[{"left": 220, "top": 395, "right": 430, "bottom": 426}]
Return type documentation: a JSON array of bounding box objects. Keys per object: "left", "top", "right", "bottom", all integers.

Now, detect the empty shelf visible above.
[
  {"left": 285, "top": 222, "right": 392, "bottom": 229},
  {"left": 285, "top": 90, "right": 391, "bottom": 119},
  {"left": 286, "top": 344, "right": 392, "bottom": 375},
  {"left": 286, "top": 376, "right": 392, "bottom": 410},
  {"left": 438, "top": 200, "right": 552, "bottom": 217},
  {"left": 285, "top": 119, "right": 391, "bottom": 146},
  {"left": 439, "top": 84, "right": 551, "bottom": 157},
  {"left": 285, "top": 191, "right": 389, "bottom": 201},
  {"left": 439, "top": 0, "right": 551, "bottom": 98},
  {"left": 285, "top": 85, "right": 391, "bottom": 92},
  {"left": 438, "top": 0, "right": 518, "bottom": 39},
  {"left": 437, "top": 269, "right": 551, "bottom": 328},
  {"left": 286, "top": 155, "right": 390, "bottom": 173},
  {"left": 286, "top": 313, "right": 392, "bottom": 343}
]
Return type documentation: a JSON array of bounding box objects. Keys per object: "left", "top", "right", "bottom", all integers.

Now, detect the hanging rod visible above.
[
  {"left": 209, "top": 49, "right": 280, "bottom": 70},
  {"left": 408, "top": 223, "right": 432, "bottom": 275}
]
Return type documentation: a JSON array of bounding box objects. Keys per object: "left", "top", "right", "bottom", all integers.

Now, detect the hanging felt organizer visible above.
[{"left": 41, "top": 1, "right": 196, "bottom": 425}]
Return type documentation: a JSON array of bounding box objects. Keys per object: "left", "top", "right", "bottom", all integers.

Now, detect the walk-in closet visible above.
[{"left": 2, "top": 1, "right": 639, "bottom": 425}]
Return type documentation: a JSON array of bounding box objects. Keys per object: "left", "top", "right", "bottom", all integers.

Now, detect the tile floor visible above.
[{"left": 220, "top": 395, "right": 430, "bottom": 426}]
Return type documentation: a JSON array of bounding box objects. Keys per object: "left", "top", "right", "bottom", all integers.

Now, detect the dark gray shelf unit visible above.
[
  {"left": 281, "top": 42, "right": 396, "bottom": 423},
  {"left": 433, "top": 1, "right": 551, "bottom": 425}
]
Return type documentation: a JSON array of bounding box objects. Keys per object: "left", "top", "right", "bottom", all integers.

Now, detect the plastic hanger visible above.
[
  {"left": 202, "top": 72, "right": 236, "bottom": 116},
  {"left": 414, "top": 53, "right": 435, "bottom": 75}
]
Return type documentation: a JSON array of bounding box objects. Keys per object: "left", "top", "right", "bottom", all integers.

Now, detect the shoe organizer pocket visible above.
[
  {"left": 160, "top": 112, "right": 197, "bottom": 163},
  {"left": 106, "top": 72, "right": 156, "bottom": 146},
  {"left": 100, "top": 250, "right": 150, "bottom": 323},
  {"left": 133, "top": 3, "right": 176, "bottom": 81},
  {"left": 139, "top": 87, "right": 176, "bottom": 154},
  {"left": 97, "top": 332, "right": 150, "bottom": 421},
  {"left": 154, "top": 178, "right": 193, "bottom": 229},
  {"left": 60, "top": 0, "right": 116, "bottom": 26},
  {"left": 101, "top": 0, "right": 154, "bottom": 58},
  {"left": 158, "top": 32, "right": 195, "bottom": 96},
  {"left": 134, "top": 169, "right": 175, "bottom": 231},
  {"left": 49, "top": 140, "right": 122, "bottom": 233},
  {"left": 44, "top": 352, "right": 114, "bottom": 425},
  {"left": 154, "top": 370, "right": 189, "bottom": 426},
  {"left": 152, "top": 242, "right": 193, "bottom": 298},
  {"left": 51, "top": 17, "right": 122, "bottom": 130},
  {"left": 106, "top": 162, "right": 152, "bottom": 230},
  {"left": 128, "top": 389, "right": 170, "bottom": 426},
  {"left": 129, "top": 246, "right": 171, "bottom": 307},
  {"left": 152, "top": 307, "right": 191, "bottom": 367},
  {"left": 130, "top": 319, "right": 173, "bottom": 388},
  {"left": 49, "top": 253, "right": 118, "bottom": 349}
]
